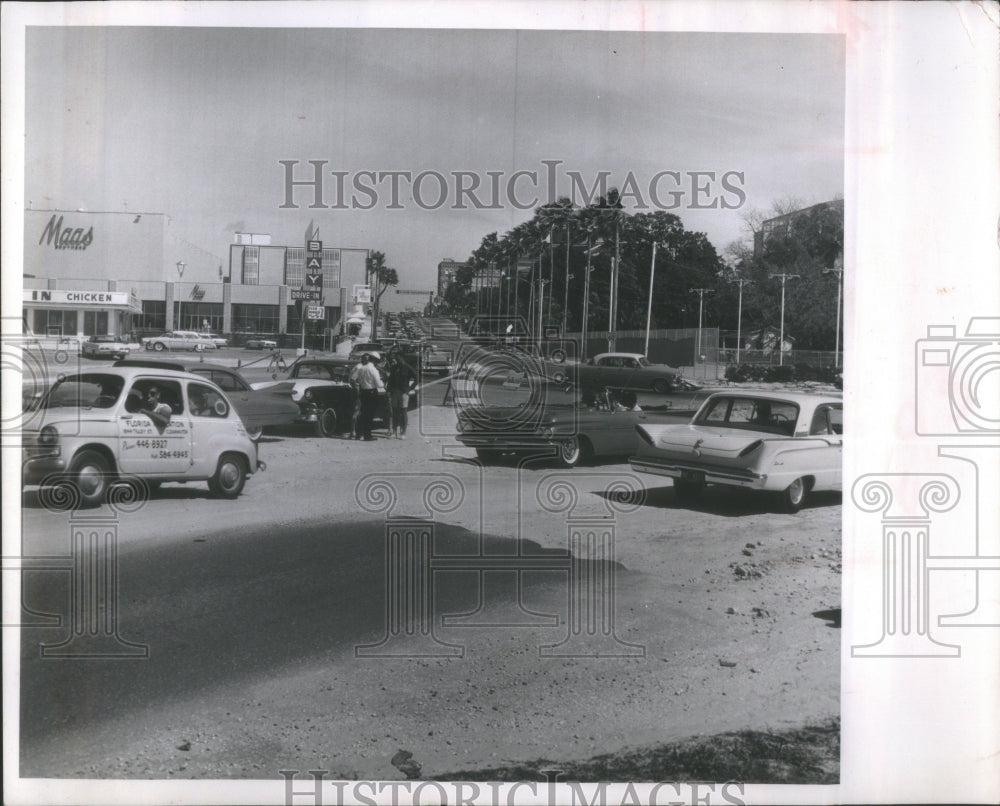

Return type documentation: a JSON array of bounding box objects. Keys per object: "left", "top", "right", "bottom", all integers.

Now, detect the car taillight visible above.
[
  {"left": 38, "top": 425, "right": 60, "bottom": 447},
  {"left": 738, "top": 440, "right": 763, "bottom": 458}
]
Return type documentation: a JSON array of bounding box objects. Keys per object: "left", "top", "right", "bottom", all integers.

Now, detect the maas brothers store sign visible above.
[{"left": 38, "top": 214, "right": 94, "bottom": 251}]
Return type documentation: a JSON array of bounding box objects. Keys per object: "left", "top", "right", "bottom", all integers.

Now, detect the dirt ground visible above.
[{"left": 18, "top": 394, "right": 842, "bottom": 783}]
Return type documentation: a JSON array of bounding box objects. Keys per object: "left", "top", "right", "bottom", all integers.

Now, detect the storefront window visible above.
[
  {"left": 175, "top": 302, "right": 223, "bottom": 333},
  {"left": 83, "top": 310, "right": 109, "bottom": 336},
  {"left": 140, "top": 300, "right": 166, "bottom": 332},
  {"left": 34, "top": 309, "right": 78, "bottom": 337},
  {"left": 231, "top": 303, "right": 279, "bottom": 334}
]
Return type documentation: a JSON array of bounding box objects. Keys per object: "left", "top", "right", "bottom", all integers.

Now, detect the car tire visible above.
[
  {"left": 652, "top": 378, "right": 670, "bottom": 394},
  {"left": 315, "top": 407, "right": 338, "bottom": 438},
  {"left": 779, "top": 477, "right": 808, "bottom": 513},
  {"left": 153, "top": 342, "right": 165, "bottom": 352},
  {"left": 245, "top": 424, "right": 264, "bottom": 441},
  {"left": 68, "top": 449, "right": 113, "bottom": 508},
  {"left": 208, "top": 453, "right": 248, "bottom": 499},
  {"left": 673, "top": 479, "right": 704, "bottom": 504},
  {"left": 557, "top": 435, "right": 591, "bottom": 468}
]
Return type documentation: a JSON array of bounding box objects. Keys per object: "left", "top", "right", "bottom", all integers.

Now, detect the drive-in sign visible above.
[{"left": 291, "top": 289, "right": 321, "bottom": 301}]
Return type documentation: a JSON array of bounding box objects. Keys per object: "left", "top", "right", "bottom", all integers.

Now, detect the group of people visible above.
[{"left": 348, "top": 352, "right": 416, "bottom": 441}]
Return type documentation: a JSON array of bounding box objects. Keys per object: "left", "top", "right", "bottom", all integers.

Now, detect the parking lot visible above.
[{"left": 18, "top": 349, "right": 842, "bottom": 780}]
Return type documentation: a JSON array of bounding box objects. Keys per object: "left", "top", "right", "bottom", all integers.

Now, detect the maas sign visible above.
[
  {"left": 353, "top": 284, "right": 371, "bottom": 304},
  {"left": 38, "top": 214, "right": 94, "bottom": 251},
  {"left": 305, "top": 305, "right": 325, "bottom": 321}
]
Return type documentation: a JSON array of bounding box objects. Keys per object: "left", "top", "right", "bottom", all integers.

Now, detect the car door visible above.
[
  {"left": 117, "top": 377, "right": 193, "bottom": 476},
  {"left": 807, "top": 403, "right": 843, "bottom": 490},
  {"left": 209, "top": 368, "right": 263, "bottom": 429}
]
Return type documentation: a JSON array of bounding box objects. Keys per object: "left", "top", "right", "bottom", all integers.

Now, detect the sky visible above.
[{"left": 24, "top": 26, "right": 844, "bottom": 290}]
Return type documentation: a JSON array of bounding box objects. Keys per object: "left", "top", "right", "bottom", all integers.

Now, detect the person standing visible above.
[
  {"left": 351, "top": 353, "right": 382, "bottom": 441},
  {"left": 386, "top": 353, "right": 416, "bottom": 439}
]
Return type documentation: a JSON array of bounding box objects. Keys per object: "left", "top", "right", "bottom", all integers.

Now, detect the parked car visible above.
[
  {"left": 115, "top": 359, "right": 299, "bottom": 440},
  {"left": 630, "top": 390, "right": 843, "bottom": 512},
  {"left": 201, "top": 332, "right": 229, "bottom": 348},
  {"left": 245, "top": 337, "right": 278, "bottom": 350},
  {"left": 253, "top": 356, "right": 417, "bottom": 437},
  {"left": 142, "top": 331, "right": 217, "bottom": 352},
  {"left": 21, "top": 365, "right": 264, "bottom": 507},
  {"left": 456, "top": 387, "right": 688, "bottom": 467},
  {"left": 348, "top": 341, "right": 387, "bottom": 362},
  {"left": 421, "top": 344, "right": 454, "bottom": 375},
  {"left": 81, "top": 335, "right": 131, "bottom": 360},
  {"left": 578, "top": 352, "right": 684, "bottom": 394}
]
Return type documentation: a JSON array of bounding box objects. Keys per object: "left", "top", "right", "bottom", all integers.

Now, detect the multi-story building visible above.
[
  {"left": 437, "top": 258, "right": 468, "bottom": 297},
  {"left": 753, "top": 199, "right": 844, "bottom": 259}
]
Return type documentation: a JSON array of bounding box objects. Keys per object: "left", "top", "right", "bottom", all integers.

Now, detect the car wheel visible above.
[
  {"left": 779, "top": 477, "right": 808, "bottom": 513},
  {"left": 652, "top": 378, "right": 670, "bottom": 394},
  {"left": 245, "top": 423, "right": 264, "bottom": 441},
  {"left": 673, "top": 479, "right": 704, "bottom": 504},
  {"left": 68, "top": 449, "right": 113, "bottom": 508},
  {"left": 557, "top": 435, "right": 591, "bottom": 468},
  {"left": 208, "top": 453, "right": 248, "bottom": 499},
  {"left": 153, "top": 342, "right": 165, "bottom": 352},
  {"left": 315, "top": 407, "right": 338, "bottom": 438},
  {"left": 194, "top": 344, "right": 204, "bottom": 352}
]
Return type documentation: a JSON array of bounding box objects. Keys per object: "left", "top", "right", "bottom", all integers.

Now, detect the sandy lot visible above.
[{"left": 18, "top": 394, "right": 842, "bottom": 782}]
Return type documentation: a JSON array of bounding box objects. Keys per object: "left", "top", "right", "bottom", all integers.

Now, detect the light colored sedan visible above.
[
  {"left": 630, "top": 390, "right": 843, "bottom": 512},
  {"left": 81, "top": 335, "right": 131, "bottom": 360},
  {"left": 143, "top": 331, "right": 217, "bottom": 352}
]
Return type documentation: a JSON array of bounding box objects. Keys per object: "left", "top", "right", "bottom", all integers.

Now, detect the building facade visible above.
[{"left": 22, "top": 209, "right": 369, "bottom": 343}]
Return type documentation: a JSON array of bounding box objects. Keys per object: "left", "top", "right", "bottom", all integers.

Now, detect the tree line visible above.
[{"left": 437, "top": 191, "right": 844, "bottom": 352}]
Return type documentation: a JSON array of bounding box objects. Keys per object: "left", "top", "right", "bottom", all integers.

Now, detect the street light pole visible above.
[
  {"left": 768, "top": 272, "right": 800, "bottom": 367},
  {"left": 175, "top": 261, "right": 186, "bottom": 330},
  {"left": 562, "top": 222, "right": 571, "bottom": 337},
  {"left": 689, "top": 287, "right": 713, "bottom": 379},
  {"left": 582, "top": 235, "right": 596, "bottom": 361},
  {"left": 823, "top": 257, "right": 844, "bottom": 368},
  {"left": 729, "top": 275, "right": 749, "bottom": 365},
  {"left": 645, "top": 242, "right": 658, "bottom": 358}
]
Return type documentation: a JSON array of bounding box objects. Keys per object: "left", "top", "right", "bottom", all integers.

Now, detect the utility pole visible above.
[
  {"left": 823, "top": 256, "right": 844, "bottom": 368},
  {"left": 562, "top": 222, "right": 571, "bottom": 338},
  {"left": 729, "top": 274, "right": 750, "bottom": 365},
  {"left": 689, "top": 287, "right": 714, "bottom": 378},
  {"left": 645, "top": 242, "right": 659, "bottom": 358},
  {"left": 768, "top": 272, "right": 800, "bottom": 366},
  {"left": 608, "top": 222, "right": 620, "bottom": 353}
]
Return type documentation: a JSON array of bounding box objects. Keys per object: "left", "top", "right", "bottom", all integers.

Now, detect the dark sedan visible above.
[{"left": 456, "top": 387, "right": 688, "bottom": 467}]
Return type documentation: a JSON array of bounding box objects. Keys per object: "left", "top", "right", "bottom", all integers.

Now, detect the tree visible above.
[{"left": 366, "top": 251, "right": 399, "bottom": 339}]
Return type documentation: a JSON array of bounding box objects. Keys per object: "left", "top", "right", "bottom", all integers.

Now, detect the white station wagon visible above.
[
  {"left": 143, "top": 330, "right": 217, "bottom": 352},
  {"left": 21, "top": 366, "right": 264, "bottom": 507},
  {"left": 630, "top": 390, "right": 842, "bottom": 512}
]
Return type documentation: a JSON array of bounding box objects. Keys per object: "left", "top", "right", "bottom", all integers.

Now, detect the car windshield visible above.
[
  {"left": 636, "top": 357, "right": 650, "bottom": 367},
  {"left": 293, "top": 363, "right": 350, "bottom": 381},
  {"left": 43, "top": 373, "right": 125, "bottom": 409},
  {"left": 92, "top": 336, "right": 115, "bottom": 343}
]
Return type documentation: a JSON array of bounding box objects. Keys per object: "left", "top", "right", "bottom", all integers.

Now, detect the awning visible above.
[{"left": 23, "top": 289, "right": 142, "bottom": 313}]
